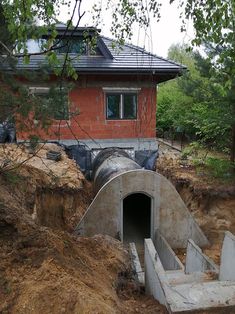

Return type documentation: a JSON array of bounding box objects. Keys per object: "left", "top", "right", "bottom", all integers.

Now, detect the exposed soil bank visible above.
[
  {"left": 34, "top": 184, "right": 93, "bottom": 231},
  {"left": 157, "top": 143, "right": 235, "bottom": 264},
  {"left": 0, "top": 144, "right": 164, "bottom": 314}
]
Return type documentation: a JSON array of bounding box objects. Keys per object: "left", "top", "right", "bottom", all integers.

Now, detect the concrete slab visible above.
[
  {"left": 185, "top": 239, "right": 219, "bottom": 274},
  {"left": 167, "top": 281, "right": 235, "bottom": 313},
  {"left": 58, "top": 137, "right": 158, "bottom": 153},
  {"left": 129, "top": 242, "right": 144, "bottom": 285},
  {"left": 154, "top": 230, "right": 184, "bottom": 271},
  {"left": 166, "top": 270, "right": 210, "bottom": 285},
  {"left": 219, "top": 231, "right": 235, "bottom": 281}
]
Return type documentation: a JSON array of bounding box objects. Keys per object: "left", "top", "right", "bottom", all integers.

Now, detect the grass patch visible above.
[
  {"left": 181, "top": 142, "right": 235, "bottom": 181},
  {"left": 204, "top": 157, "right": 235, "bottom": 180}
]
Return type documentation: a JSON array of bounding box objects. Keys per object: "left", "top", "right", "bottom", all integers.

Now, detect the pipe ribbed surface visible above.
[{"left": 93, "top": 148, "right": 141, "bottom": 192}]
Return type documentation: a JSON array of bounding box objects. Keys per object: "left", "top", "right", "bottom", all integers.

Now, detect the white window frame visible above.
[{"left": 103, "top": 87, "right": 140, "bottom": 120}]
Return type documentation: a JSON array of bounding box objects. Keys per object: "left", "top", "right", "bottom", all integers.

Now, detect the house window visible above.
[
  {"left": 106, "top": 93, "right": 137, "bottom": 120},
  {"left": 56, "top": 38, "right": 87, "bottom": 54},
  {"left": 29, "top": 87, "right": 69, "bottom": 120},
  {"left": 55, "top": 38, "right": 102, "bottom": 56}
]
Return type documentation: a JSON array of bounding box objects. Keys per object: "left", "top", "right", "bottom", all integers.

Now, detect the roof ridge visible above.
[{"left": 101, "top": 35, "right": 186, "bottom": 69}]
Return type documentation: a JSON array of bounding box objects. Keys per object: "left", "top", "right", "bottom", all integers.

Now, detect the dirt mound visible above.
[
  {"left": 0, "top": 199, "right": 125, "bottom": 314},
  {"left": 0, "top": 143, "right": 84, "bottom": 189},
  {"left": 0, "top": 143, "right": 93, "bottom": 232},
  {"left": 157, "top": 143, "right": 235, "bottom": 264},
  {"left": 0, "top": 144, "right": 163, "bottom": 313}
]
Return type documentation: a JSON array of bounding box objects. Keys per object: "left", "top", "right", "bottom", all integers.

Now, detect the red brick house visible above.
[{"left": 14, "top": 24, "right": 184, "bottom": 169}]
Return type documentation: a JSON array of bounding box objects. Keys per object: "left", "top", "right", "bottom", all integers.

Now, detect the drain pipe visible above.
[{"left": 92, "top": 148, "right": 141, "bottom": 193}]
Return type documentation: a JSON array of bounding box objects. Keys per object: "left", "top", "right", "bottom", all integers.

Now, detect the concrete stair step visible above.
[
  {"left": 166, "top": 270, "right": 214, "bottom": 285},
  {"left": 166, "top": 280, "right": 235, "bottom": 313}
]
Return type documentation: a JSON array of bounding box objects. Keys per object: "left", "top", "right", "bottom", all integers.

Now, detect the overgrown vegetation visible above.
[
  {"left": 157, "top": 43, "right": 234, "bottom": 167},
  {"left": 180, "top": 142, "right": 235, "bottom": 181}
]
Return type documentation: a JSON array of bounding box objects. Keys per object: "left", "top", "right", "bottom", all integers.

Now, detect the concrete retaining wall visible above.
[
  {"left": 75, "top": 170, "right": 209, "bottom": 248},
  {"left": 185, "top": 239, "right": 218, "bottom": 274},
  {"left": 144, "top": 238, "right": 169, "bottom": 307},
  {"left": 219, "top": 231, "right": 235, "bottom": 281},
  {"left": 144, "top": 236, "right": 235, "bottom": 313},
  {"left": 154, "top": 230, "right": 184, "bottom": 270}
]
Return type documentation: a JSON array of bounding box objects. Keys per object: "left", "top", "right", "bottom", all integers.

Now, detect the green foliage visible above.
[
  {"left": 157, "top": 44, "right": 196, "bottom": 139},
  {"left": 176, "top": 0, "right": 235, "bottom": 79},
  {"left": 181, "top": 143, "right": 235, "bottom": 180},
  {"left": 191, "top": 157, "right": 235, "bottom": 181},
  {"left": 173, "top": 0, "right": 235, "bottom": 161},
  {"left": 204, "top": 157, "right": 235, "bottom": 180},
  {"left": 181, "top": 142, "right": 205, "bottom": 159},
  {"left": 157, "top": 80, "right": 193, "bottom": 137},
  {"left": 1, "top": 0, "right": 65, "bottom": 50},
  {"left": 94, "top": 0, "right": 161, "bottom": 43},
  {"left": 157, "top": 43, "right": 233, "bottom": 153},
  {"left": 0, "top": 2, "right": 85, "bottom": 142}
]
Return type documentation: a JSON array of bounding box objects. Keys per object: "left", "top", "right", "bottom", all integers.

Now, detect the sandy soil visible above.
[
  {"left": 0, "top": 143, "right": 93, "bottom": 232},
  {"left": 0, "top": 143, "right": 164, "bottom": 314},
  {"left": 0, "top": 143, "right": 84, "bottom": 189},
  {"left": 157, "top": 142, "right": 235, "bottom": 264}
]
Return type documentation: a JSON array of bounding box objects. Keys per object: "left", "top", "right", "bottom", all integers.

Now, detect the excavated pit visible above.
[{"left": 0, "top": 144, "right": 166, "bottom": 313}]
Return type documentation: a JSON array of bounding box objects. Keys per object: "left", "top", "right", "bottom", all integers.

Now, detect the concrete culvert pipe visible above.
[
  {"left": 92, "top": 147, "right": 141, "bottom": 193},
  {"left": 76, "top": 147, "right": 209, "bottom": 248}
]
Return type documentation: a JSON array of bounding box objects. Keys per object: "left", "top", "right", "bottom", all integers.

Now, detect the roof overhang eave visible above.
[
  {"left": 74, "top": 67, "right": 185, "bottom": 74},
  {"left": 5, "top": 66, "right": 185, "bottom": 78}
]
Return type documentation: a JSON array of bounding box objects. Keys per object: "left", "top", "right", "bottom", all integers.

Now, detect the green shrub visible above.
[
  {"left": 205, "top": 157, "right": 235, "bottom": 179},
  {"left": 181, "top": 141, "right": 205, "bottom": 159}
]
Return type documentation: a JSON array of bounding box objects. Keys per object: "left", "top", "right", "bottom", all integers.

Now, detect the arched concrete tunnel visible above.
[
  {"left": 75, "top": 148, "right": 209, "bottom": 248},
  {"left": 123, "top": 192, "right": 151, "bottom": 244}
]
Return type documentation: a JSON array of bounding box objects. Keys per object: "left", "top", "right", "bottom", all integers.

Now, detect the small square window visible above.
[{"left": 106, "top": 92, "right": 137, "bottom": 120}]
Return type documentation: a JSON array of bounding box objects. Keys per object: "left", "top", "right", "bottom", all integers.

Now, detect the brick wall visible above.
[{"left": 18, "top": 75, "right": 157, "bottom": 141}]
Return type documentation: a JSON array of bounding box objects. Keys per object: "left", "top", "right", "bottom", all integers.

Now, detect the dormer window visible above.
[
  {"left": 19, "top": 25, "right": 113, "bottom": 58},
  {"left": 56, "top": 38, "right": 87, "bottom": 54},
  {"left": 24, "top": 37, "right": 102, "bottom": 56},
  {"left": 55, "top": 38, "right": 102, "bottom": 55}
]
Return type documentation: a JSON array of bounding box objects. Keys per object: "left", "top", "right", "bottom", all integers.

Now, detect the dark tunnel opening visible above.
[{"left": 123, "top": 193, "right": 151, "bottom": 244}]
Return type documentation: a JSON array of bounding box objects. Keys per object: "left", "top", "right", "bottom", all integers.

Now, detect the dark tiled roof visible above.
[
  {"left": 8, "top": 34, "right": 186, "bottom": 78},
  {"left": 101, "top": 37, "right": 185, "bottom": 73}
]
